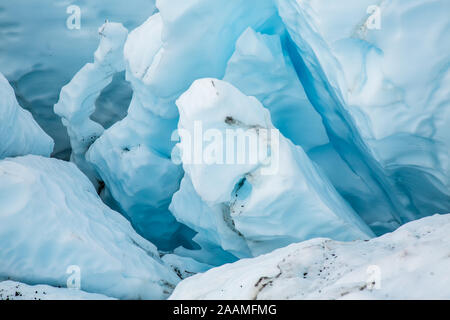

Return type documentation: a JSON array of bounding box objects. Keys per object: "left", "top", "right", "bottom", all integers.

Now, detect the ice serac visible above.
[
  {"left": 86, "top": 14, "right": 189, "bottom": 251},
  {"left": 170, "top": 213, "right": 450, "bottom": 300},
  {"left": 170, "top": 79, "right": 373, "bottom": 265},
  {"left": 275, "top": 0, "right": 450, "bottom": 232},
  {"left": 0, "top": 72, "right": 53, "bottom": 159},
  {"left": 86, "top": 0, "right": 282, "bottom": 250},
  {"left": 54, "top": 22, "right": 128, "bottom": 188},
  {"left": 0, "top": 155, "right": 179, "bottom": 300},
  {"left": 223, "top": 27, "right": 384, "bottom": 234}
]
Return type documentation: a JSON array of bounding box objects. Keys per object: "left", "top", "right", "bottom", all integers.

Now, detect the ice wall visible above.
[{"left": 275, "top": 0, "right": 450, "bottom": 232}]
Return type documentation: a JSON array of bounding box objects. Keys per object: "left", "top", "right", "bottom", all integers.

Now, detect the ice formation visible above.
[
  {"left": 170, "top": 79, "right": 373, "bottom": 264},
  {"left": 0, "top": 155, "right": 179, "bottom": 299},
  {"left": 0, "top": 0, "right": 156, "bottom": 159},
  {"left": 223, "top": 27, "right": 328, "bottom": 152},
  {"left": 276, "top": 0, "right": 450, "bottom": 231},
  {"left": 85, "top": 14, "right": 189, "bottom": 250},
  {"left": 0, "top": 72, "right": 53, "bottom": 159},
  {"left": 170, "top": 213, "right": 450, "bottom": 300},
  {"left": 0, "top": 0, "right": 449, "bottom": 300},
  {"left": 83, "top": 0, "right": 289, "bottom": 249},
  {"left": 54, "top": 22, "right": 129, "bottom": 187},
  {"left": 222, "top": 27, "right": 387, "bottom": 235}
]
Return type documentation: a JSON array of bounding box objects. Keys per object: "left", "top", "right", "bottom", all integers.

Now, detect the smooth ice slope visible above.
[
  {"left": 0, "top": 72, "right": 53, "bottom": 159},
  {"left": 0, "top": 0, "right": 156, "bottom": 158},
  {"left": 171, "top": 213, "right": 450, "bottom": 300},
  {"left": 170, "top": 79, "right": 373, "bottom": 265},
  {"left": 0, "top": 155, "right": 179, "bottom": 300},
  {"left": 275, "top": 0, "right": 450, "bottom": 231}
]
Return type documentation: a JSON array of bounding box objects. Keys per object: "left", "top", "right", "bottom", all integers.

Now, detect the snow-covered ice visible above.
[
  {"left": 0, "top": 155, "right": 179, "bottom": 299},
  {"left": 170, "top": 213, "right": 450, "bottom": 300},
  {"left": 0, "top": 281, "right": 114, "bottom": 300}
]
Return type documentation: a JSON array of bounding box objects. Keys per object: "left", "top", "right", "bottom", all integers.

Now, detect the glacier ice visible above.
[
  {"left": 85, "top": 14, "right": 190, "bottom": 250},
  {"left": 83, "top": 0, "right": 291, "bottom": 250},
  {"left": 222, "top": 26, "right": 388, "bottom": 235},
  {"left": 149, "top": 0, "right": 278, "bottom": 100},
  {"left": 170, "top": 78, "right": 373, "bottom": 264},
  {"left": 0, "top": 72, "right": 54, "bottom": 159},
  {"left": 0, "top": 0, "right": 448, "bottom": 300},
  {"left": 170, "top": 213, "right": 450, "bottom": 300},
  {"left": 0, "top": 0, "right": 156, "bottom": 159},
  {"left": 223, "top": 27, "right": 329, "bottom": 152},
  {"left": 54, "top": 22, "right": 129, "bottom": 188},
  {"left": 0, "top": 155, "right": 179, "bottom": 299},
  {"left": 275, "top": 0, "right": 450, "bottom": 232}
]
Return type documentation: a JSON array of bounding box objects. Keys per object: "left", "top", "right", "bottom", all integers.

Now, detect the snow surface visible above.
[
  {"left": 170, "top": 214, "right": 450, "bottom": 300},
  {"left": 0, "top": 281, "right": 114, "bottom": 300},
  {"left": 0, "top": 155, "right": 179, "bottom": 299}
]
